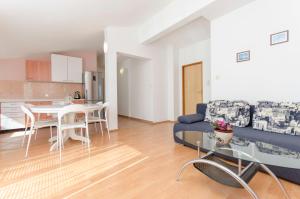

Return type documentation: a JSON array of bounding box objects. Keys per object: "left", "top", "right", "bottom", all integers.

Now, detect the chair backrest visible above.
[
  {"left": 21, "top": 104, "right": 35, "bottom": 123},
  {"left": 102, "top": 102, "right": 110, "bottom": 119},
  {"left": 58, "top": 104, "right": 88, "bottom": 122},
  {"left": 95, "top": 101, "right": 103, "bottom": 114},
  {"left": 96, "top": 101, "right": 103, "bottom": 107}
]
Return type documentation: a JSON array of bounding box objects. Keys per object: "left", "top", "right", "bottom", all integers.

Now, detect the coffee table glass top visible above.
[{"left": 175, "top": 131, "right": 300, "bottom": 169}]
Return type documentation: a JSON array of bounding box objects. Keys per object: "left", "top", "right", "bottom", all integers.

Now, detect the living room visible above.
[{"left": 0, "top": 0, "right": 299, "bottom": 198}]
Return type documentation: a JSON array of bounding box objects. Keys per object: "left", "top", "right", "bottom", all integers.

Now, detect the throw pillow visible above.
[
  {"left": 253, "top": 101, "right": 300, "bottom": 135},
  {"left": 205, "top": 100, "right": 251, "bottom": 127}
]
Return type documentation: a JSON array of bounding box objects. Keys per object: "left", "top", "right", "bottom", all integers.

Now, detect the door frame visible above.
[{"left": 182, "top": 61, "right": 203, "bottom": 115}]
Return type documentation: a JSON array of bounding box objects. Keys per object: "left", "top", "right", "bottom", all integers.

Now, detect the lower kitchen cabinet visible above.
[{"left": 0, "top": 102, "right": 25, "bottom": 131}]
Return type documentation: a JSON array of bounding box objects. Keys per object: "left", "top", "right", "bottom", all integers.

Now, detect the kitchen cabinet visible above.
[
  {"left": 51, "top": 54, "right": 83, "bottom": 83},
  {"left": 51, "top": 54, "right": 68, "bottom": 82},
  {"left": 67, "top": 57, "right": 83, "bottom": 83},
  {"left": 0, "top": 102, "right": 25, "bottom": 130},
  {"left": 26, "top": 60, "right": 51, "bottom": 82}
]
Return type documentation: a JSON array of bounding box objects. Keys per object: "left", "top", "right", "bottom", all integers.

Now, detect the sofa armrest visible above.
[
  {"left": 197, "top": 103, "right": 207, "bottom": 115},
  {"left": 178, "top": 114, "right": 205, "bottom": 124}
]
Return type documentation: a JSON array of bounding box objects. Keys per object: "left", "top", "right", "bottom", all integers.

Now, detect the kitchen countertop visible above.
[{"left": 0, "top": 99, "right": 85, "bottom": 103}]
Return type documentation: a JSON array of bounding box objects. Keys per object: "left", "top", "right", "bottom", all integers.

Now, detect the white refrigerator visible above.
[{"left": 84, "top": 71, "right": 104, "bottom": 102}]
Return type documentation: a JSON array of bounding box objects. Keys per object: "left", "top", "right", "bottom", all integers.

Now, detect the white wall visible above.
[
  {"left": 130, "top": 59, "right": 153, "bottom": 121},
  {"left": 155, "top": 18, "right": 211, "bottom": 119},
  {"left": 117, "top": 57, "right": 154, "bottom": 121},
  {"left": 104, "top": 27, "right": 168, "bottom": 129},
  {"left": 177, "top": 39, "right": 211, "bottom": 116},
  {"left": 139, "top": 0, "right": 214, "bottom": 43},
  {"left": 211, "top": 0, "right": 300, "bottom": 103},
  {"left": 105, "top": 18, "right": 211, "bottom": 128},
  {"left": 117, "top": 61, "right": 130, "bottom": 116}
]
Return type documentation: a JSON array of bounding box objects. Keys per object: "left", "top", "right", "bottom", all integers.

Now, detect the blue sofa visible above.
[{"left": 173, "top": 103, "right": 300, "bottom": 184}]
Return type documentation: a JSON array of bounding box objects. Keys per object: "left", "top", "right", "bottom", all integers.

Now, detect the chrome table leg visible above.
[
  {"left": 196, "top": 141, "right": 201, "bottom": 158},
  {"left": 259, "top": 164, "right": 290, "bottom": 199},
  {"left": 177, "top": 159, "right": 259, "bottom": 199},
  {"left": 218, "top": 147, "right": 291, "bottom": 199}
]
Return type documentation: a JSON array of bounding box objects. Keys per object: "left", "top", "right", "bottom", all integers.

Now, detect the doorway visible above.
[
  {"left": 116, "top": 53, "right": 153, "bottom": 129},
  {"left": 182, "top": 62, "right": 203, "bottom": 115}
]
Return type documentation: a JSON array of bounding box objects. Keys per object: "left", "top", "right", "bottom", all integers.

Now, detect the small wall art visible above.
[
  {"left": 236, "top": 50, "right": 250, "bottom": 62},
  {"left": 270, "top": 30, "right": 289, "bottom": 45}
]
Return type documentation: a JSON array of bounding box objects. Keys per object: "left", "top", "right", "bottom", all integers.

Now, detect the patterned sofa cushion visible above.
[
  {"left": 205, "top": 100, "right": 251, "bottom": 127},
  {"left": 253, "top": 101, "right": 300, "bottom": 135}
]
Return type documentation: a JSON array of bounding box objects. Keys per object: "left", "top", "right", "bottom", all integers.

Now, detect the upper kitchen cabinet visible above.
[
  {"left": 51, "top": 54, "right": 83, "bottom": 83},
  {"left": 67, "top": 56, "right": 83, "bottom": 83},
  {"left": 51, "top": 54, "right": 68, "bottom": 82},
  {"left": 26, "top": 60, "right": 51, "bottom": 82}
]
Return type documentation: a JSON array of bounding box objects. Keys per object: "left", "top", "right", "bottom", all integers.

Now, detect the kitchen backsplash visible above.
[{"left": 0, "top": 80, "right": 83, "bottom": 99}]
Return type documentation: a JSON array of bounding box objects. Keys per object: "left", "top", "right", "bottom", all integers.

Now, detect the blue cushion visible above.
[
  {"left": 233, "top": 126, "right": 300, "bottom": 152},
  {"left": 174, "top": 121, "right": 213, "bottom": 133},
  {"left": 178, "top": 114, "right": 204, "bottom": 124},
  {"left": 197, "top": 104, "right": 207, "bottom": 115}
]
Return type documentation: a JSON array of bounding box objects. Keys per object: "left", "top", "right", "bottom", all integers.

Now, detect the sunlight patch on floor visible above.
[
  {"left": 9, "top": 130, "right": 34, "bottom": 138},
  {"left": 0, "top": 144, "right": 146, "bottom": 199},
  {"left": 0, "top": 144, "right": 120, "bottom": 183}
]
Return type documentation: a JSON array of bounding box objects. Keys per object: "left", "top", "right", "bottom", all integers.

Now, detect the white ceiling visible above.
[{"left": 0, "top": 0, "right": 174, "bottom": 58}]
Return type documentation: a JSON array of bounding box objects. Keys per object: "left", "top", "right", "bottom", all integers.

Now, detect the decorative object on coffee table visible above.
[{"left": 212, "top": 120, "right": 233, "bottom": 145}]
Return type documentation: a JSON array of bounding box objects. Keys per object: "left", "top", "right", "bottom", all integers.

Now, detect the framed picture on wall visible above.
[
  {"left": 270, "top": 30, "right": 289, "bottom": 45},
  {"left": 236, "top": 50, "right": 250, "bottom": 62}
]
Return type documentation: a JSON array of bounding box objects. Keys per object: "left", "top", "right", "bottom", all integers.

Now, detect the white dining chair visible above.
[
  {"left": 34, "top": 110, "right": 58, "bottom": 141},
  {"left": 101, "top": 102, "right": 110, "bottom": 139},
  {"left": 57, "top": 104, "right": 90, "bottom": 160},
  {"left": 21, "top": 105, "right": 58, "bottom": 158},
  {"left": 87, "top": 102, "right": 103, "bottom": 132},
  {"left": 99, "top": 102, "right": 110, "bottom": 139},
  {"left": 87, "top": 102, "right": 110, "bottom": 139}
]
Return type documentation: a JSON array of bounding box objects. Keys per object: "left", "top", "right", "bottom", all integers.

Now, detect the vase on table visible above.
[{"left": 214, "top": 130, "right": 233, "bottom": 145}]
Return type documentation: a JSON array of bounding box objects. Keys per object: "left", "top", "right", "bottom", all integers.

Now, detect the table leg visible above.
[
  {"left": 217, "top": 147, "right": 291, "bottom": 199},
  {"left": 49, "top": 113, "right": 90, "bottom": 152},
  {"left": 176, "top": 158, "right": 259, "bottom": 199},
  {"left": 259, "top": 164, "right": 290, "bottom": 199},
  {"left": 238, "top": 159, "right": 242, "bottom": 175},
  {"left": 196, "top": 141, "right": 201, "bottom": 158}
]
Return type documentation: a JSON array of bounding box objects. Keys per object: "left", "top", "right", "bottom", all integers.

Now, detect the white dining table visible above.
[{"left": 30, "top": 104, "right": 100, "bottom": 151}]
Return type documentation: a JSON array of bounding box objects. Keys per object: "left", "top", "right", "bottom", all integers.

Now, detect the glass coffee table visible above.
[{"left": 175, "top": 131, "right": 300, "bottom": 199}]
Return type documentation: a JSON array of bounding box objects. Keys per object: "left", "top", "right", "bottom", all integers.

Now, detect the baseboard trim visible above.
[
  {"left": 118, "top": 115, "right": 153, "bottom": 124},
  {"left": 153, "top": 120, "right": 175, "bottom": 124},
  {"left": 118, "top": 115, "right": 175, "bottom": 125}
]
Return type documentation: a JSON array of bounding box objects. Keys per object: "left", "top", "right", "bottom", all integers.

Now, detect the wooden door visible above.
[{"left": 183, "top": 62, "right": 203, "bottom": 115}]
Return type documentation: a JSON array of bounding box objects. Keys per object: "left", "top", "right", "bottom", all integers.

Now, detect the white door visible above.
[
  {"left": 68, "top": 56, "right": 83, "bottom": 83},
  {"left": 51, "top": 54, "right": 68, "bottom": 82}
]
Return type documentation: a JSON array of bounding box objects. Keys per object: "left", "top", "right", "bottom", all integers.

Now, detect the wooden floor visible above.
[{"left": 0, "top": 118, "right": 299, "bottom": 199}]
